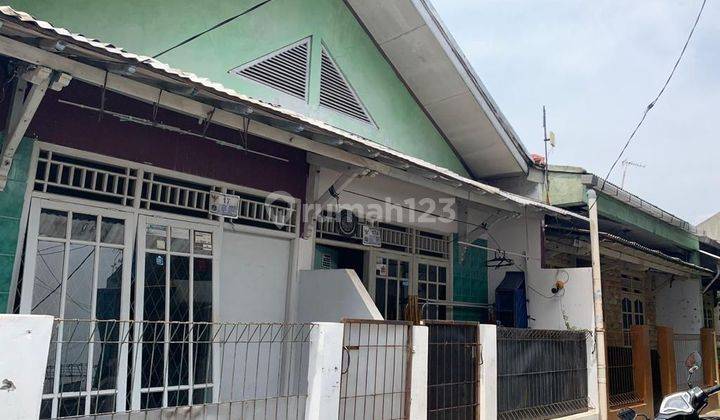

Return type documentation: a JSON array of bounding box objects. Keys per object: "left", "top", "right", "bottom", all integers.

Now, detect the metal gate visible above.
[
  {"left": 339, "top": 319, "right": 412, "bottom": 420},
  {"left": 427, "top": 321, "right": 480, "bottom": 420}
]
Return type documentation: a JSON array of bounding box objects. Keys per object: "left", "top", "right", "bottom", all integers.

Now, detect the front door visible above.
[
  {"left": 416, "top": 258, "right": 450, "bottom": 320},
  {"left": 132, "top": 215, "right": 220, "bottom": 410},
  {"left": 371, "top": 252, "right": 411, "bottom": 320},
  {"left": 20, "top": 198, "right": 134, "bottom": 418}
]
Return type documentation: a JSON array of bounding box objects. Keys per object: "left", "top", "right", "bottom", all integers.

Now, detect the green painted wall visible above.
[
  {"left": 9, "top": 0, "right": 468, "bottom": 175},
  {"left": 453, "top": 235, "right": 488, "bottom": 321},
  {"left": 0, "top": 137, "right": 32, "bottom": 312}
]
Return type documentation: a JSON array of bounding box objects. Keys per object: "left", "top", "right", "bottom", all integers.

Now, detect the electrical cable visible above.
[
  {"left": 597, "top": 0, "right": 708, "bottom": 193},
  {"left": 152, "top": 0, "right": 273, "bottom": 59}
]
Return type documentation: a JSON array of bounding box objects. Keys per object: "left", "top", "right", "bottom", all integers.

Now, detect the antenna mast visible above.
[
  {"left": 620, "top": 159, "right": 646, "bottom": 189},
  {"left": 543, "top": 106, "right": 549, "bottom": 203}
]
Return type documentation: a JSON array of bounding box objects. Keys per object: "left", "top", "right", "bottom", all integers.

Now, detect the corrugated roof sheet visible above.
[{"left": 0, "top": 5, "right": 587, "bottom": 221}]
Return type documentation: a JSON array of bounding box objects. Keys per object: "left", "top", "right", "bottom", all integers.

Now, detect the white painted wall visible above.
[
  {"left": 296, "top": 269, "right": 382, "bottom": 322},
  {"left": 409, "top": 325, "right": 429, "bottom": 420},
  {"left": 484, "top": 212, "right": 599, "bottom": 410},
  {"left": 316, "top": 168, "right": 458, "bottom": 234},
  {"left": 219, "top": 229, "right": 291, "bottom": 323},
  {"left": 0, "top": 315, "right": 54, "bottom": 420},
  {"left": 655, "top": 276, "right": 704, "bottom": 334},
  {"left": 305, "top": 323, "right": 344, "bottom": 420}
]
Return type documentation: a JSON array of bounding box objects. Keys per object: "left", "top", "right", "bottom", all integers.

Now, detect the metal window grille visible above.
[
  {"left": 339, "top": 319, "right": 412, "bottom": 420},
  {"left": 34, "top": 150, "right": 138, "bottom": 207},
  {"left": 231, "top": 38, "right": 311, "bottom": 100},
  {"left": 426, "top": 321, "right": 480, "bottom": 419},
  {"left": 316, "top": 214, "right": 449, "bottom": 259},
  {"left": 674, "top": 334, "right": 705, "bottom": 390},
  {"left": 607, "top": 346, "right": 642, "bottom": 408},
  {"left": 40, "top": 319, "right": 313, "bottom": 419},
  {"left": 319, "top": 46, "right": 373, "bottom": 124},
  {"left": 33, "top": 148, "right": 297, "bottom": 234},
  {"left": 497, "top": 328, "right": 589, "bottom": 419}
]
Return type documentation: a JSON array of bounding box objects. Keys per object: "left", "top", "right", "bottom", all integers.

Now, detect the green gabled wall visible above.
[
  {"left": 453, "top": 235, "right": 488, "bottom": 321},
  {"left": 0, "top": 137, "right": 32, "bottom": 312},
  {"left": 9, "top": 0, "right": 468, "bottom": 175}
]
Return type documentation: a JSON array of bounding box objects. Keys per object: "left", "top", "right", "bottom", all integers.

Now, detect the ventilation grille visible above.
[
  {"left": 34, "top": 148, "right": 297, "bottom": 233},
  {"left": 319, "top": 47, "right": 372, "bottom": 124},
  {"left": 231, "top": 38, "right": 310, "bottom": 100}
]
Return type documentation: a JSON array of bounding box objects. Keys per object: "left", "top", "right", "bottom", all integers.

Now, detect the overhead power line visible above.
[
  {"left": 599, "top": 0, "right": 708, "bottom": 190},
  {"left": 152, "top": 0, "right": 272, "bottom": 59}
]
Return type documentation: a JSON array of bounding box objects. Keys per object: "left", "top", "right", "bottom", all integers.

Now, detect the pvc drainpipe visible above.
[{"left": 587, "top": 189, "right": 609, "bottom": 418}]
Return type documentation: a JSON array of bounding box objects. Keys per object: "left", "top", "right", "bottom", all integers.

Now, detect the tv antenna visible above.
[{"left": 620, "top": 159, "right": 645, "bottom": 189}]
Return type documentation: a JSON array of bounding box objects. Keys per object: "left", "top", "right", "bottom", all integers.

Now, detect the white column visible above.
[
  {"left": 478, "top": 324, "right": 497, "bottom": 420},
  {"left": 0, "top": 314, "right": 54, "bottom": 420},
  {"left": 408, "top": 325, "right": 429, "bottom": 420},
  {"left": 305, "top": 322, "right": 344, "bottom": 420}
]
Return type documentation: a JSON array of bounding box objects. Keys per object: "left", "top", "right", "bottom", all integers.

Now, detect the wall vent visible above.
[
  {"left": 319, "top": 46, "right": 372, "bottom": 124},
  {"left": 230, "top": 38, "right": 310, "bottom": 100}
]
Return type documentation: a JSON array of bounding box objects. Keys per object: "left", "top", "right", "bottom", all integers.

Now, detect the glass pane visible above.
[
  {"left": 418, "top": 282, "right": 427, "bottom": 299},
  {"left": 193, "top": 231, "right": 213, "bottom": 255},
  {"left": 32, "top": 241, "right": 65, "bottom": 316},
  {"left": 168, "top": 256, "right": 189, "bottom": 387},
  {"left": 194, "top": 258, "right": 213, "bottom": 322},
  {"left": 90, "top": 395, "right": 116, "bottom": 414},
  {"left": 388, "top": 259, "right": 398, "bottom": 278},
  {"left": 39, "top": 399, "right": 52, "bottom": 419},
  {"left": 59, "top": 396, "right": 85, "bottom": 417},
  {"left": 400, "top": 261, "right": 409, "bottom": 280},
  {"left": 39, "top": 209, "right": 67, "bottom": 238},
  {"left": 400, "top": 279, "right": 409, "bottom": 316},
  {"left": 71, "top": 213, "right": 98, "bottom": 241},
  {"left": 143, "top": 253, "right": 166, "bottom": 388},
  {"left": 429, "top": 284, "right": 437, "bottom": 300},
  {"left": 93, "top": 247, "right": 123, "bottom": 391},
  {"left": 429, "top": 265, "right": 437, "bottom": 283},
  {"left": 194, "top": 258, "right": 213, "bottom": 385},
  {"left": 418, "top": 264, "right": 427, "bottom": 282},
  {"left": 146, "top": 224, "right": 167, "bottom": 251},
  {"left": 60, "top": 245, "right": 95, "bottom": 394},
  {"left": 375, "top": 279, "right": 386, "bottom": 316},
  {"left": 167, "top": 390, "right": 189, "bottom": 407},
  {"left": 193, "top": 387, "right": 213, "bottom": 404},
  {"left": 100, "top": 217, "right": 125, "bottom": 244},
  {"left": 171, "top": 227, "right": 190, "bottom": 253},
  {"left": 439, "top": 285, "right": 446, "bottom": 300},
  {"left": 141, "top": 392, "right": 163, "bottom": 409},
  {"left": 387, "top": 279, "right": 397, "bottom": 320},
  {"left": 438, "top": 267, "right": 446, "bottom": 283}
]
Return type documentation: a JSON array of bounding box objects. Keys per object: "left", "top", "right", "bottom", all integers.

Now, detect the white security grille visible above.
[
  {"left": 316, "top": 213, "right": 448, "bottom": 258},
  {"left": 34, "top": 148, "right": 297, "bottom": 233},
  {"left": 319, "top": 46, "right": 372, "bottom": 124},
  {"left": 33, "top": 150, "right": 137, "bottom": 206},
  {"left": 231, "top": 38, "right": 310, "bottom": 100}
]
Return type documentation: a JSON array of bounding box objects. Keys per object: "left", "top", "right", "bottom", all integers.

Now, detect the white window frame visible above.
[{"left": 19, "top": 197, "right": 136, "bottom": 417}]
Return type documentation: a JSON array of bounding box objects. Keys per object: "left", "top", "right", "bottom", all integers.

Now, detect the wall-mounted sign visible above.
[
  {"left": 209, "top": 192, "right": 240, "bottom": 218},
  {"left": 337, "top": 209, "right": 358, "bottom": 237},
  {"left": 362, "top": 225, "right": 382, "bottom": 247}
]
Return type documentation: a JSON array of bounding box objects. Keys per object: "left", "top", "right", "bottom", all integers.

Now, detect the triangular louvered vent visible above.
[
  {"left": 320, "top": 46, "right": 372, "bottom": 124},
  {"left": 231, "top": 38, "right": 310, "bottom": 100}
]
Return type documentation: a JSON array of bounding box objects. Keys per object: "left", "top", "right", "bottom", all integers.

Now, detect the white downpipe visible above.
[{"left": 587, "top": 190, "right": 608, "bottom": 418}]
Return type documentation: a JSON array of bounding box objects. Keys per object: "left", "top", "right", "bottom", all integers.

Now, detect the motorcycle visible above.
[{"left": 618, "top": 351, "right": 720, "bottom": 420}]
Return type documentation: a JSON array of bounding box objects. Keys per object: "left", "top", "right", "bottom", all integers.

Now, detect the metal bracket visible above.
[{"left": 0, "top": 66, "right": 70, "bottom": 190}]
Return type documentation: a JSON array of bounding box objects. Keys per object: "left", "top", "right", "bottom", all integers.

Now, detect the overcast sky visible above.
[{"left": 430, "top": 0, "right": 719, "bottom": 225}]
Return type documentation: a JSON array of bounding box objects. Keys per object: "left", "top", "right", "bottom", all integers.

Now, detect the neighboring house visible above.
[
  {"left": 699, "top": 212, "right": 720, "bottom": 242},
  {"left": 546, "top": 165, "right": 718, "bottom": 416},
  {"left": 0, "top": 2, "right": 604, "bottom": 420}
]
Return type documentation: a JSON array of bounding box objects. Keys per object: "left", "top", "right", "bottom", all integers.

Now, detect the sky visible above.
[{"left": 429, "top": 0, "right": 719, "bottom": 225}]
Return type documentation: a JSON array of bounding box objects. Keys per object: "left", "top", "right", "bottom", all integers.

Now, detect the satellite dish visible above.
[{"left": 549, "top": 131, "right": 557, "bottom": 148}]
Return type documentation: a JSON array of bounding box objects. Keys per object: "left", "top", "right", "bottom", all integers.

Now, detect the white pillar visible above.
[
  {"left": 478, "top": 324, "right": 497, "bottom": 420},
  {"left": 305, "top": 322, "right": 344, "bottom": 420},
  {"left": 409, "top": 325, "right": 429, "bottom": 420},
  {"left": 0, "top": 314, "right": 54, "bottom": 420}
]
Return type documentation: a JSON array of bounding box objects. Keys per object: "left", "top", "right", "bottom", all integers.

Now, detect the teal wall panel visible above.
[
  {"left": 9, "top": 0, "right": 468, "bottom": 175},
  {"left": 0, "top": 137, "right": 32, "bottom": 312},
  {"left": 452, "top": 235, "right": 488, "bottom": 321}
]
